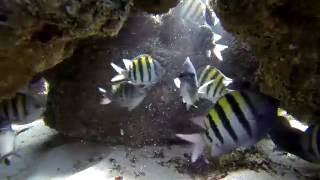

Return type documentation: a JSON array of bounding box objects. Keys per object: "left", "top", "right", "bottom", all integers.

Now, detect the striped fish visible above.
[
  {"left": 0, "top": 121, "right": 29, "bottom": 166},
  {"left": 98, "top": 82, "right": 147, "bottom": 111},
  {"left": 197, "top": 65, "right": 232, "bottom": 104},
  {"left": 177, "top": 90, "right": 278, "bottom": 162},
  {"left": 110, "top": 54, "right": 162, "bottom": 87},
  {"left": 178, "top": 0, "right": 206, "bottom": 26},
  {"left": 300, "top": 124, "right": 320, "bottom": 163},
  {"left": 0, "top": 93, "right": 45, "bottom": 125},
  {"left": 174, "top": 57, "right": 198, "bottom": 110}
]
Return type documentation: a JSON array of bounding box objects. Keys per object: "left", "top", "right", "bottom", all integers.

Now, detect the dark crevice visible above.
[
  {"left": 0, "top": 14, "right": 8, "bottom": 22},
  {"left": 31, "top": 24, "right": 63, "bottom": 43}
]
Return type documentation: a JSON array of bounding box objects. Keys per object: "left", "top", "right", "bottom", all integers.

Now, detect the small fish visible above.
[
  {"left": 0, "top": 93, "right": 45, "bottom": 125},
  {"left": 110, "top": 54, "right": 162, "bottom": 87},
  {"left": 197, "top": 65, "right": 232, "bottom": 103},
  {"left": 176, "top": 90, "right": 278, "bottom": 162},
  {"left": 99, "top": 82, "right": 147, "bottom": 111},
  {"left": 0, "top": 121, "right": 28, "bottom": 166},
  {"left": 178, "top": 0, "right": 207, "bottom": 26},
  {"left": 299, "top": 124, "right": 320, "bottom": 163},
  {"left": 174, "top": 57, "right": 198, "bottom": 110}
]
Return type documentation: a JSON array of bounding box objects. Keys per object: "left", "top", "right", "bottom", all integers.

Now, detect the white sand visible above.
[{"left": 0, "top": 120, "right": 319, "bottom": 180}]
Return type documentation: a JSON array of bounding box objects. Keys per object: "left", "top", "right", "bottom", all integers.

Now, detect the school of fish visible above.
[{"left": 0, "top": 0, "right": 319, "bottom": 169}]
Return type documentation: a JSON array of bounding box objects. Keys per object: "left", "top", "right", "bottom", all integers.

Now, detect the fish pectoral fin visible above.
[
  {"left": 173, "top": 78, "right": 181, "bottom": 89},
  {"left": 111, "top": 74, "right": 126, "bottom": 82},
  {"left": 198, "top": 80, "right": 215, "bottom": 94},
  {"left": 110, "top": 62, "right": 125, "bottom": 74},
  {"left": 100, "top": 97, "right": 112, "bottom": 105},
  {"left": 176, "top": 133, "right": 205, "bottom": 162},
  {"left": 122, "top": 59, "right": 132, "bottom": 70}
]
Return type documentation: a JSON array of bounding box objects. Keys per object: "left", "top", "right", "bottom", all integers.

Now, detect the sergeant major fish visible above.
[
  {"left": 174, "top": 57, "right": 198, "bottom": 110},
  {"left": 197, "top": 65, "right": 232, "bottom": 104},
  {"left": 0, "top": 92, "right": 45, "bottom": 125},
  {"left": 178, "top": 0, "right": 218, "bottom": 28},
  {"left": 98, "top": 82, "right": 147, "bottom": 111},
  {"left": 176, "top": 90, "right": 278, "bottom": 162},
  {"left": 0, "top": 120, "right": 29, "bottom": 166},
  {"left": 110, "top": 54, "right": 162, "bottom": 87}
]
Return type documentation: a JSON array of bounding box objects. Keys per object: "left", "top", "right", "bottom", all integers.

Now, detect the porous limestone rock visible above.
[
  {"left": 0, "top": 0, "right": 131, "bottom": 100},
  {"left": 213, "top": 0, "right": 320, "bottom": 123}
]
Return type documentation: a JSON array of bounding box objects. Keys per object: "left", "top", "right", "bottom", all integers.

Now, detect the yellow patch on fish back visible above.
[
  {"left": 206, "top": 68, "right": 218, "bottom": 81},
  {"left": 218, "top": 97, "right": 233, "bottom": 120},
  {"left": 209, "top": 108, "right": 221, "bottom": 125}
]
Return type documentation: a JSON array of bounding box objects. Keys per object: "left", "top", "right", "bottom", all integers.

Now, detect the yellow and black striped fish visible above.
[
  {"left": 110, "top": 54, "right": 162, "bottom": 87},
  {"left": 0, "top": 93, "right": 45, "bottom": 125},
  {"left": 197, "top": 65, "right": 232, "bottom": 104},
  {"left": 177, "top": 90, "right": 278, "bottom": 162}
]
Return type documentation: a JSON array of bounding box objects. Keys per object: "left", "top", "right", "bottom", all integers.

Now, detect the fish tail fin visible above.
[
  {"left": 110, "top": 63, "right": 127, "bottom": 82},
  {"left": 222, "top": 76, "right": 233, "bottom": 86},
  {"left": 98, "top": 87, "right": 112, "bottom": 105},
  {"left": 176, "top": 133, "right": 205, "bottom": 162},
  {"left": 213, "top": 44, "right": 228, "bottom": 61}
]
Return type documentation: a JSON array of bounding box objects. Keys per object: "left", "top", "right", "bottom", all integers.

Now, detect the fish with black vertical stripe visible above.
[
  {"left": 176, "top": 90, "right": 278, "bottom": 162},
  {"left": 0, "top": 118, "right": 29, "bottom": 166},
  {"left": 197, "top": 65, "right": 232, "bottom": 104},
  {"left": 174, "top": 57, "right": 199, "bottom": 110},
  {"left": 98, "top": 82, "right": 147, "bottom": 111},
  {"left": 110, "top": 54, "right": 162, "bottom": 87},
  {"left": 0, "top": 92, "right": 45, "bottom": 125}
]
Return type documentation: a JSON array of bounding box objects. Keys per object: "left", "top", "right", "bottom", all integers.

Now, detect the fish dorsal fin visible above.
[
  {"left": 213, "top": 44, "right": 228, "bottom": 61},
  {"left": 176, "top": 133, "right": 205, "bottom": 162},
  {"left": 122, "top": 59, "right": 132, "bottom": 70},
  {"left": 173, "top": 78, "right": 181, "bottom": 89},
  {"left": 213, "top": 33, "right": 222, "bottom": 43},
  {"left": 198, "top": 79, "right": 215, "bottom": 94},
  {"left": 111, "top": 62, "right": 125, "bottom": 74},
  {"left": 183, "top": 57, "right": 197, "bottom": 75}
]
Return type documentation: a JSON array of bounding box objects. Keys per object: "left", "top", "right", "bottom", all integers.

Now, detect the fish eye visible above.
[{"left": 4, "top": 158, "right": 10, "bottom": 166}]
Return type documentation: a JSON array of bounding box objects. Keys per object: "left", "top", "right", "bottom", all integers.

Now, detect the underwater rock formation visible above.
[
  {"left": 213, "top": 0, "right": 320, "bottom": 124},
  {"left": 133, "top": 0, "right": 179, "bottom": 14},
  {"left": 44, "top": 10, "right": 256, "bottom": 146},
  {"left": 0, "top": 0, "right": 131, "bottom": 100}
]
